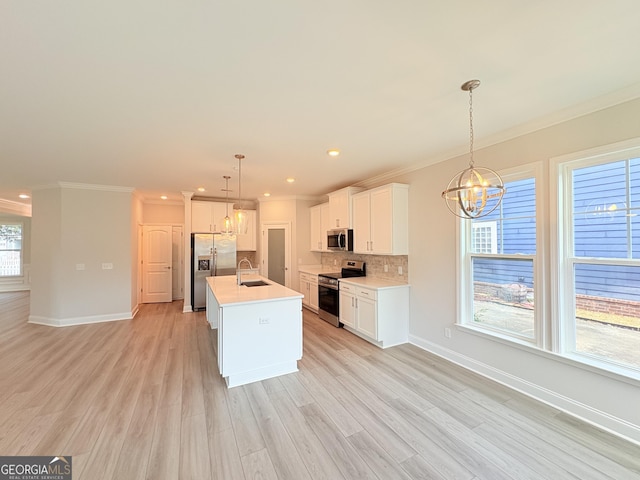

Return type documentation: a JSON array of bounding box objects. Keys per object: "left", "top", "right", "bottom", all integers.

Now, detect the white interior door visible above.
[
  {"left": 142, "top": 225, "right": 172, "bottom": 303},
  {"left": 261, "top": 222, "right": 290, "bottom": 287}
]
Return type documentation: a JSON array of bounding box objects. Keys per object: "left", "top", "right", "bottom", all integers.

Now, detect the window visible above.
[
  {"left": 459, "top": 166, "right": 541, "bottom": 344},
  {"left": 471, "top": 221, "right": 497, "bottom": 254},
  {"left": 0, "top": 223, "right": 23, "bottom": 277},
  {"left": 558, "top": 145, "right": 640, "bottom": 371}
]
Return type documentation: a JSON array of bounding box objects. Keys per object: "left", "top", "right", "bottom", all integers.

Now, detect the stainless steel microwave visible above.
[{"left": 327, "top": 228, "right": 353, "bottom": 251}]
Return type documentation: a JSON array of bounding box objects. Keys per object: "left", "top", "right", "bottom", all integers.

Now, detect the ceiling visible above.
[{"left": 2, "top": 1, "right": 640, "bottom": 207}]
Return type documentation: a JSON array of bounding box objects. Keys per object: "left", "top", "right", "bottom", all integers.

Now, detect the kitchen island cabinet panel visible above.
[{"left": 206, "top": 275, "right": 303, "bottom": 387}]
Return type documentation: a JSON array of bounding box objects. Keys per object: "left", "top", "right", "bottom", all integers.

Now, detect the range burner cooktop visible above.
[{"left": 318, "top": 260, "right": 366, "bottom": 280}]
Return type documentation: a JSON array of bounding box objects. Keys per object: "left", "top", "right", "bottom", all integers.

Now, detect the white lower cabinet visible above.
[
  {"left": 339, "top": 287, "right": 357, "bottom": 328},
  {"left": 339, "top": 280, "right": 409, "bottom": 348},
  {"left": 299, "top": 272, "right": 319, "bottom": 312}
]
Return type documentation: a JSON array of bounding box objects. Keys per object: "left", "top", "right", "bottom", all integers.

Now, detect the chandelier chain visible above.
[{"left": 469, "top": 86, "right": 474, "bottom": 168}]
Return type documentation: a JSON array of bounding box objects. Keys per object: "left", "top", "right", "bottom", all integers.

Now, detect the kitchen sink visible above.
[{"left": 241, "top": 280, "right": 271, "bottom": 287}]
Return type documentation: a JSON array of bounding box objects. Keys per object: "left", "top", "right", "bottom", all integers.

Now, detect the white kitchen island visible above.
[{"left": 206, "top": 275, "right": 303, "bottom": 388}]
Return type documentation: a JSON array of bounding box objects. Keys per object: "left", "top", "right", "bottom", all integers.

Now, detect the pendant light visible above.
[
  {"left": 221, "top": 175, "right": 234, "bottom": 235},
  {"left": 442, "top": 80, "right": 505, "bottom": 219},
  {"left": 234, "top": 154, "right": 248, "bottom": 235}
]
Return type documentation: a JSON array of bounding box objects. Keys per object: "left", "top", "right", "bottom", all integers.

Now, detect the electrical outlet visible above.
[
  {"left": 102, "top": 263, "right": 113, "bottom": 270},
  {"left": 384, "top": 264, "right": 388, "bottom": 272},
  {"left": 444, "top": 327, "right": 452, "bottom": 338},
  {"left": 259, "top": 317, "right": 269, "bottom": 325},
  {"left": 398, "top": 266, "right": 403, "bottom": 275}
]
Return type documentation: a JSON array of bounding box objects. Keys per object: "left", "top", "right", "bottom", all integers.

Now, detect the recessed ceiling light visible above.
[
  {"left": 18, "top": 194, "right": 30, "bottom": 199},
  {"left": 160, "top": 195, "right": 168, "bottom": 200},
  {"left": 197, "top": 187, "right": 205, "bottom": 192},
  {"left": 286, "top": 177, "right": 295, "bottom": 183},
  {"left": 263, "top": 192, "right": 271, "bottom": 197},
  {"left": 327, "top": 149, "right": 340, "bottom": 157}
]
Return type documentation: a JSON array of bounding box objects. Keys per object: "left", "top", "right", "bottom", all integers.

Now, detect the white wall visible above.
[
  {"left": 30, "top": 184, "right": 135, "bottom": 326},
  {"left": 391, "top": 97, "right": 640, "bottom": 443},
  {"left": 143, "top": 202, "right": 184, "bottom": 224}
]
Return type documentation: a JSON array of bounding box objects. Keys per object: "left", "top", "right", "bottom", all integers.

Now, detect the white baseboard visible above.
[
  {"left": 28, "top": 311, "right": 133, "bottom": 327},
  {"left": 409, "top": 334, "right": 640, "bottom": 446},
  {"left": 0, "top": 284, "right": 30, "bottom": 293}
]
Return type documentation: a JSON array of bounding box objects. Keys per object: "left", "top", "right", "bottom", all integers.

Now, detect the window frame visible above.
[
  {"left": 552, "top": 138, "right": 640, "bottom": 374},
  {"left": 457, "top": 162, "right": 545, "bottom": 348},
  {"left": 0, "top": 221, "right": 24, "bottom": 278}
]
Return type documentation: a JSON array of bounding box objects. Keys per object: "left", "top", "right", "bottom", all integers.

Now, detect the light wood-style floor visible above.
[{"left": 1, "top": 291, "right": 639, "bottom": 480}]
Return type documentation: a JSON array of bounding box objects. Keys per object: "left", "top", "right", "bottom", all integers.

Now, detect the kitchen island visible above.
[{"left": 206, "top": 275, "right": 303, "bottom": 387}]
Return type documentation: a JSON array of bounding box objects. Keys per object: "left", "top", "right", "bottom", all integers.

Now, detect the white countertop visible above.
[
  {"left": 339, "top": 276, "right": 410, "bottom": 290},
  {"left": 206, "top": 274, "right": 303, "bottom": 307},
  {"left": 297, "top": 265, "right": 340, "bottom": 275}
]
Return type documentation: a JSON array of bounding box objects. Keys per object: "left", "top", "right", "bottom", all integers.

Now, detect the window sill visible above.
[{"left": 456, "top": 323, "right": 640, "bottom": 387}]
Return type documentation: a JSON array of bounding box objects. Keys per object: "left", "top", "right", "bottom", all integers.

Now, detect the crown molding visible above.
[
  {"left": 258, "top": 194, "right": 326, "bottom": 203},
  {"left": 32, "top": 182, "right": 135, "bottom": 193},
  {"left": 355, "top": 82, "right": 640, "bottom": 190}
]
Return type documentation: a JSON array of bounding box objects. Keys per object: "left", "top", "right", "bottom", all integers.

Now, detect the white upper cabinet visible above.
[
  {"left": 352, "top": 183, "right": 409, "bottom": 255},
  {"left": 192, "top": 201, "right": 234, "bottom": 233},
  {"left": 328, "top": 187, "right": 363, "bottom": 229},
  {"left": 310, "top": 202, "right": 330, "bottom": 251},
  {"left": 310, "top": 204, "right": 322, "bottom": 251},
  {"left": 235, "top": 209, "right": 257, "bottom": 251}
]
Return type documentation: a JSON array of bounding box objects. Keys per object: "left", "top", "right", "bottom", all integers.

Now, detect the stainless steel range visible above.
[{"left": 318, "top": 260, "right": 366, "bottom": 327}]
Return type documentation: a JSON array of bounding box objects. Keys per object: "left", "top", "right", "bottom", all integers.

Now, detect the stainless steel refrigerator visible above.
[{"left": 191, "top": 233, "right": 237, "bottom": 311}]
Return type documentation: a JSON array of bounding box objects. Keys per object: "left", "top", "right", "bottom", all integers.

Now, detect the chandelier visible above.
[
  {"left": 221, "top": 175, "right": 234, "bottom": 235},
  {"left": 234, "top": 154, "right": 248, "bottom": 235},
  {"left": 442, "top": 80, "right": 505, "bottom": 219}
]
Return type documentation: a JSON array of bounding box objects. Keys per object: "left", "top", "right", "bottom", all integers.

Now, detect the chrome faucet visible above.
[
  {"left": 238, "top": 257, "right": 253, "bottom": 271},
  {"left": 237, "top": 257, "right": 257, "bottom": 285}
]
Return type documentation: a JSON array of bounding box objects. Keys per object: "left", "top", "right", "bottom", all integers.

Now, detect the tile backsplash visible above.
[
  {"left": 321, "top": 252, "right": 408, "bottom": 283},
  {"left": 236, "top": 251, "right": 257, "bottom": 268}
]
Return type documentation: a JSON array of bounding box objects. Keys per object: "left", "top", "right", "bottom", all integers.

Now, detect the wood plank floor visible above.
[{"left": 1, "top": 291, "right": 639, "bottom": 479}]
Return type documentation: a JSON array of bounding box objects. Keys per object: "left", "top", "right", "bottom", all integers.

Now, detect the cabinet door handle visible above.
[{"left": 355, "top": 298, "right": 358, "bottom": 308}]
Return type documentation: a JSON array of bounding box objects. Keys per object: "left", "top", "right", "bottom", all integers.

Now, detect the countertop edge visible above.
[{"left": 339, "top": 277, "right": 411, "bottom": 290}]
